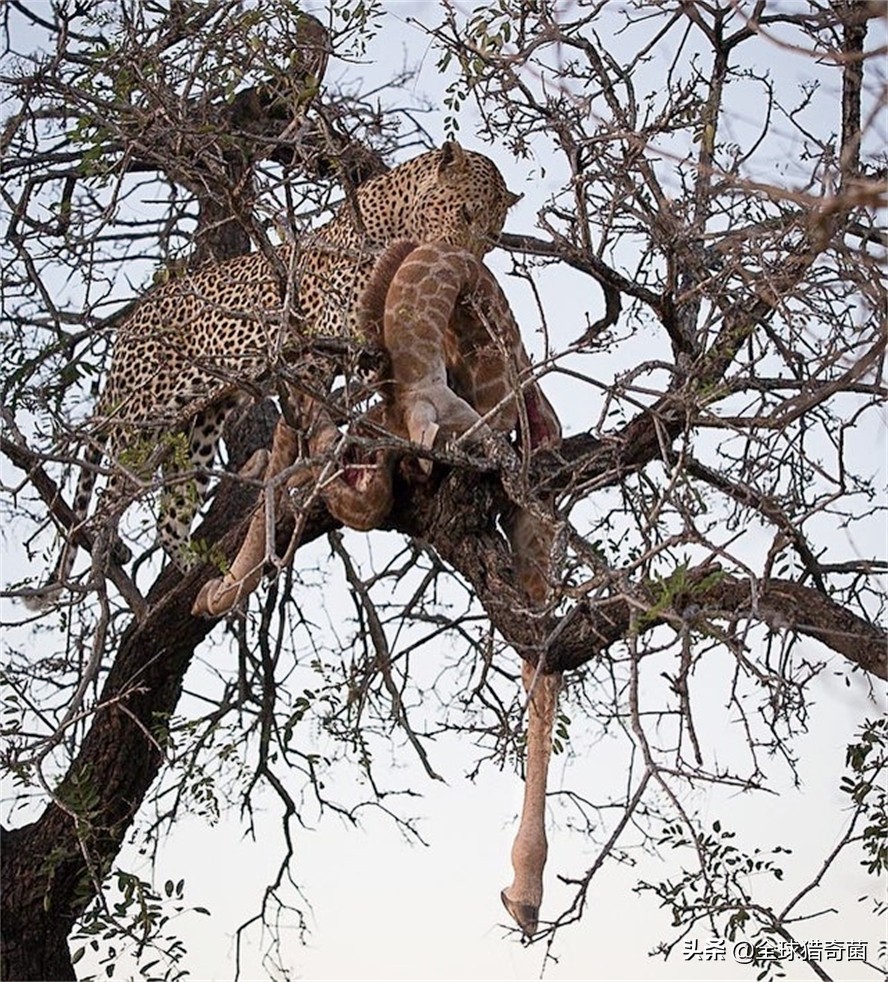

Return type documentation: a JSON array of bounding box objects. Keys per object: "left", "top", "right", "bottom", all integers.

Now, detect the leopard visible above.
[{"left": 29, "top": 142, "right": 521, "bottom": 605}]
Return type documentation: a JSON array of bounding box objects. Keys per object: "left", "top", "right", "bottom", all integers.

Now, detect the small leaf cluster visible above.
[
  {"left": 71, "top": 870, "right": 210, "bottom": 981},
  {"left": 842, "top": 718, "right": 888, "bottom": 880},
  {"left": 636, "top": 817, "right": 795, "bottom": 980},
  {"left": 639, "top": 818, "right": 788, "bottom": 927}
]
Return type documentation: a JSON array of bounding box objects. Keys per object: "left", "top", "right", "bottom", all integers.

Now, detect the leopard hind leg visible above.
[{"left": 157, "top": 403, "right": 229, "bottom": 570}]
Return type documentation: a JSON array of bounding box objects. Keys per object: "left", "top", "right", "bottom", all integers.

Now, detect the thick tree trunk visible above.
[
  {"left": 4, "top": 389, "right": 884, "bottom": 982},
  {"left": 1, "top": 827, "right": 77, "bottom": 981},
  {"left": 0, "top": 415, "right": 302, "bottom": 980},
  {"left": 0, "top": 17, "right": 342, "bottom": 974},
  {"left": 3, "top": 8, "right": 883, "bottom": 977}
]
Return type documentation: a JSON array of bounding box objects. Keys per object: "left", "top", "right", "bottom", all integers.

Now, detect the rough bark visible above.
[
  {"left": 391, "top": 453, "right": 887, "bottom": 680},
  {"left": 4, "top": 365, "right": 885, "bottom": 982},
  {"left": 0, "top": 437, "right": 290, "bottom": 981}
]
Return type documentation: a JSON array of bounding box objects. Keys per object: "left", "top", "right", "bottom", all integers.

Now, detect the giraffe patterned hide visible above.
[
  {"left": 193, "top": 239, "right": 561, "bottom": 617},
  {"left": 193, "top": 241, "right": 564, "bottom": 940}
]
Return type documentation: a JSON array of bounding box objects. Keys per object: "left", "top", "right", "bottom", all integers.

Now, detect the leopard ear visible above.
[
  {"left": 506, "top": 189, "right": 523, "bottom": 208},
  {"left": 438, "top": 140, "right": 468, "bottom": 180}
]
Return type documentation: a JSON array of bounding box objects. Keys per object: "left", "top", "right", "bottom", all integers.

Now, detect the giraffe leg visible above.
[
  {"left": 501, "top": 659, "right": 562, "bottom": 937},
  {"left": 192, "top": 417, "right": 300, "bottom": 617},
  {"left": 503, "top": 505, "right": 554, "bottom": 607},
  {"left": 500, "top": 504, "right": 560, "bottom": 936}
]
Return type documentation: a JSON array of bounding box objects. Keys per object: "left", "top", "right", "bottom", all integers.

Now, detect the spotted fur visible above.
[{"left": 31, "top": 143, "right": 520, "bottom": 602}]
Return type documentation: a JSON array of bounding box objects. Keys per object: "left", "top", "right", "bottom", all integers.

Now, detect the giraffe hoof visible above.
[
  {"left": 500, "top": 890, "right": 539, "bottom": 937},
  {"left": 412, "top": 419, "right": 438, "bottom": 474},
  {"left": 192, "top": 579, "right": 219, "bottom": 618}
]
